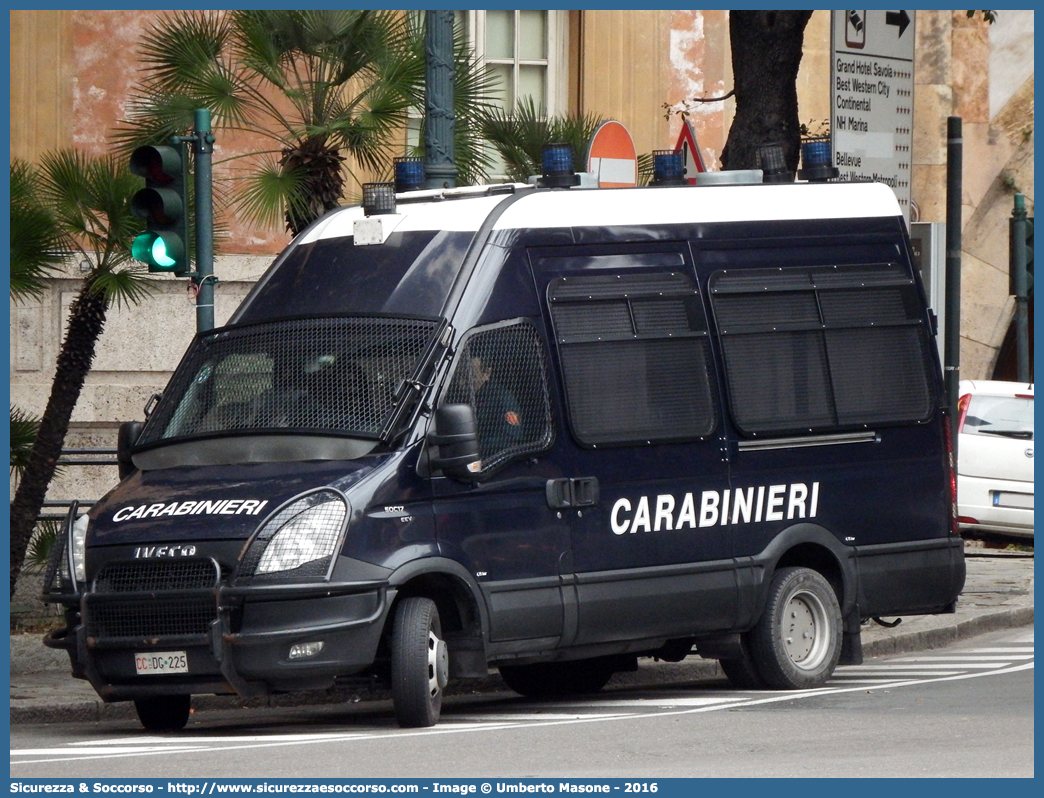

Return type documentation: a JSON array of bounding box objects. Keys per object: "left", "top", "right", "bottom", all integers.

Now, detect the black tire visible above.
[
  {"left": 499, "top": 659, "right": 615, "bottom": 698},
  {"left": 133, "top": 695, "right": 191, "bottom": 732},
  {"left": 390, "top": 597, "right": 448, "bottom": 728},
  {"left": 749, "top": 566, "right": 842, "bottom": 689},
  {"left": 719, "top": 634, "right": 767, "bottom": 689}
]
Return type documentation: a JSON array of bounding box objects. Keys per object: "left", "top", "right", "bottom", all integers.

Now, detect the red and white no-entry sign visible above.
[{"left": 585, "top": 120, "right": 638, "bottom": 188}]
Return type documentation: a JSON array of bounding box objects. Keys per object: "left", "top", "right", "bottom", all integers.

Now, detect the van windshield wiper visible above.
[{"left": 978, "top": 428, "right": 1033, "bottom": 439}]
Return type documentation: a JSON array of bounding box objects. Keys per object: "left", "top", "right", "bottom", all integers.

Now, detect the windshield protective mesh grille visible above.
[{"left": 139, "top": 316, "right": 440, "bottom": 445}]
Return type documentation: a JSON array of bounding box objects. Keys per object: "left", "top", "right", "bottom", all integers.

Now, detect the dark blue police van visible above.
[{"left": 43, "top": 172, "right": 966, "bottom": 731}]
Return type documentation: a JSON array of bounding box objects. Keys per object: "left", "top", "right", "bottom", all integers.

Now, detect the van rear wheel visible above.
[
  {"left": 390, "top": 597, "right": 448, "bottom": 728},
  {"left": 750, "top": 566, "right": 842, "bottom": 689},
  {"left": 134, "top": 695, "right": 190, "bottom": 732},
  {"left": 499, "top": 659, "right": 615, "bottom": 698}
]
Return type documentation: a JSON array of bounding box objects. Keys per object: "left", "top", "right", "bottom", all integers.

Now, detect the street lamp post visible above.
[{"left": 424, "top": 10, "right": 457, "bottom": 190}]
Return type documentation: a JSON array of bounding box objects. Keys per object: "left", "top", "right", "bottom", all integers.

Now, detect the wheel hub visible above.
[
  {"left": 782, "top": 590, "right": 829, "bottom": 670},
  {"left": 428, "top": 631, "right": 449, "bottom": 695}
]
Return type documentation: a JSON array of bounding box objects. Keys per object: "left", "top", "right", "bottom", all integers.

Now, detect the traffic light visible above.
[{"left": 130, "top": 144, "right": 189, "bottom": 274}]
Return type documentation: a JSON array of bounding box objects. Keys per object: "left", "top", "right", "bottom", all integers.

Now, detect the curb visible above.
[{"left": 11, "top": 604, "right": 1032, "bottom": 726}]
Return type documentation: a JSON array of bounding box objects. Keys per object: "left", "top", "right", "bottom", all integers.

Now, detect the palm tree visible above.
[
  {"left": 117, "top": 10, "right": 499, "bottom": 237},
  {"left": 10, "top": 159, "right": 65, "bottom": 496},
  {"left": 480, "top": 98, "right": 603, "bottom": 184},
  {"left": 8, "top": 151, "right": 150, "bottom": 598}
]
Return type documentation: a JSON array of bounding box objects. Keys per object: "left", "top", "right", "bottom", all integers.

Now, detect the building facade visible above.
[{"left": 9, "top": 9, "right": 1035, "bottom": 508}]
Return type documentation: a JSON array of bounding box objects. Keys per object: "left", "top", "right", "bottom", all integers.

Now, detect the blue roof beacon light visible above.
[
  {"left": 650, "top": 150, "right": 687, "bottom": 186},
  {"left": 539, "top": 143, "right": 581, "bottom": 189},
  {"left": 757, "top": 142, "right": 794, "bottom": 183},
  {"left": 798, "top": 137, "right": 840, "bottom": 182},
  {"left": 394, "top": 157, "right": 426, "bottom": 193},
  {"left": 362, "top": 182, "right": 397, "bottom": 216}
]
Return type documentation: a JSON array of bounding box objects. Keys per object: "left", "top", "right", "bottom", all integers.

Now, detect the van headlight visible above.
[
  {"left": 71, "top": 513, "right": 89, "bottom": 583},
  {"left": 241, "top": 489, "right": 349, "bottom": 581}
]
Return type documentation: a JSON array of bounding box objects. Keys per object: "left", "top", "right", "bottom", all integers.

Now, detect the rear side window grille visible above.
[
  {"left": 709, "top": 263, "right": 933, "bottom": 435},
  {"left": 548, "top": 271, "right": 717, "bottom": 446}
]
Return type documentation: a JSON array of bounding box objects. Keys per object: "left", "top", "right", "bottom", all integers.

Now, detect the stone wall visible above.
[{"left": 912, "top": 10, "right": 1035, "bottom": 379}]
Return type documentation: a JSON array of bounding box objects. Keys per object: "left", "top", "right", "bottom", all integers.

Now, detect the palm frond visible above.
[
  {"left": 481, "top": 98, "right": 602, "bottom": 183},
  {"left": 10, "top": 159, "right": 67, "bottom": 301},
  {"left": 25, "top": 520, "right": 62, "bottom": 571},
  {"left": 36, "top": 150, "right": 142, "bottom": 269},
  {"left": 233, "top": 156, "right": 309, "bottom": 232},
  {"left": 10, "top": 405, "right": 39, "bottom": 480},
  {"left": 85, "top": 267, "right": 154, "bottom": 308},
  {"left": 136, "top": 10, "right": 234, "bottom": 93},
  {"left": 29, "top": 150, "right": 153, "bottom": 306}
]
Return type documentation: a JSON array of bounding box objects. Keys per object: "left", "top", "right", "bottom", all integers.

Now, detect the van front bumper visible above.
[{"left": 45, "top": 578, "right": 394, "bottom": 702}]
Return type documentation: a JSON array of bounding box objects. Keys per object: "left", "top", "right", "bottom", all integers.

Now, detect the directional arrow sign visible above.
[{"left": 885, "top": 10, "right": 911, "bottom": 37}]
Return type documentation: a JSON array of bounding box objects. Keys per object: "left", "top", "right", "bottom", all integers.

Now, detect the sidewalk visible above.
[{"left": 10, "top": 549, "right": 1033, "bottom": 725}]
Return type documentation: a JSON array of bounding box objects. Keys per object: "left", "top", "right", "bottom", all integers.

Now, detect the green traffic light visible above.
[
  {"left": 132, "top": 231, "right": 184, "bottom": 272},
  {"left": 129, "top": 143, "right": 189, "bottom": 274}
]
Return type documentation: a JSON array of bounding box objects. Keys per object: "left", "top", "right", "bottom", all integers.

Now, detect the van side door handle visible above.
[{"left": 545, "top": 477, "right": 599, "bottom": 509}]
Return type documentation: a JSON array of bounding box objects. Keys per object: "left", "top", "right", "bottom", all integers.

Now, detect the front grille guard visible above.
[
  {"left": 41, "top": 502, "right": 80, "bottom": 604},
  {"left": 71, "top": 558, "right": 389, "bottom": 701}
]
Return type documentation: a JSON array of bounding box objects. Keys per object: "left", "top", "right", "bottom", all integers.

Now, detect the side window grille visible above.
[
  {"left": 709, "top": 263, "right": 933, "bottom": 436},
  {"left": 443, "top": 321, "right": 555, "bottom": 474},
  {"left": 548, "top": 271, "right": 717, "bottom": 446}
]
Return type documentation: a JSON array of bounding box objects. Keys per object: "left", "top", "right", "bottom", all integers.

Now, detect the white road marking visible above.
[
  {"left": 12, "top": 746, "right": 208, "bottom": 756},
  {"left": 833, "top": 670, "right": 963, "bottom": 677},
  {"left": 11, "top": 658, "right": 1033, "bottom": 767},
  {"left": 840, "top": 662, "right": 1007, "bottom": 670},
  {"left": 891, "top": 654, "right": 1032, "bottom": 661},
  {"left": 967, "top": 647, "right": 1034, "bottom": 653}
]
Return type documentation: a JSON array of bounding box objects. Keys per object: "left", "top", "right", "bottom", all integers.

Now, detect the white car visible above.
[{"left": 956, "top": 380, "right": 1034, "bottom": 538}]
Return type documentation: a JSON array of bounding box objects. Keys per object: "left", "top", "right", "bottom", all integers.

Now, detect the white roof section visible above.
[
  {"left": 297, "top": 189, "right": 523, "bottom": 244},
  {"left": 493, "top": 180, "right": 903, "bottom": 231},
  {"left": 299, "top": 180, "right": 903, "bottom": 244}
]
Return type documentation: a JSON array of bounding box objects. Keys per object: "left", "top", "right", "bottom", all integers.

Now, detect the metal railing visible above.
[{"left": 17, "top": 447, "right": 118, "bottom": 521}]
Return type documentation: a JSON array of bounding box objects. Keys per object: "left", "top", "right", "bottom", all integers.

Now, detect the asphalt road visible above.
[{"left": 10, "top": 627, "right": 1034, "bottom": 779}]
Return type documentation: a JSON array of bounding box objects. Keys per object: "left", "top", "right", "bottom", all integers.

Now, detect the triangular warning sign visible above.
[{"left": 674, "top": 119, "right": 707, "bottom": 183}]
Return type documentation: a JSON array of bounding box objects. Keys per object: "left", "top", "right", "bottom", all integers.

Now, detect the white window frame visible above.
[
  {"left": 470, "top": 10, "right": 569, "bottom": 117},
  {"left": 407, "top": 10, "right": 569, "bottom": 151}
]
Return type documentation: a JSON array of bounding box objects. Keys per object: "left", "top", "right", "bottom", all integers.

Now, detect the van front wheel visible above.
[
  {"left": 391, "top": 597, "right": 448, "bottom": 728},
  {"left": 133, "top": 695, "right": 190, "bottom": 732},
  {"left": 750, "top": 567, "right": 841, "bottom": 689}
]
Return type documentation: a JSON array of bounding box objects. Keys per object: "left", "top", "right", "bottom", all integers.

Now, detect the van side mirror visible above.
[
  {"left": 429, "top": 404, "right": 482, "bottom": 481},
  {"left": 117, "top": 420, "right": 144, "bottom": 480}
]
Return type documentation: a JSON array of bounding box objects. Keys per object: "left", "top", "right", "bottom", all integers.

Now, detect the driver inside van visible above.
[{"left": 469, "top": 350, "right": 524, "bottom": 456}]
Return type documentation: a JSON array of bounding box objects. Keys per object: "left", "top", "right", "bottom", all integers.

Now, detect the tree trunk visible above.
[
  {"left": 722, "top": 11, "right": 813, "bottom": 173},
  {"left": 10, "top": 279, "right": 108, "bottom": 597}
]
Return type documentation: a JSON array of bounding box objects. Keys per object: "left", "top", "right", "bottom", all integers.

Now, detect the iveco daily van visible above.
[{"left": 44, "top": 173, "right": 966, "bottom": 730}]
